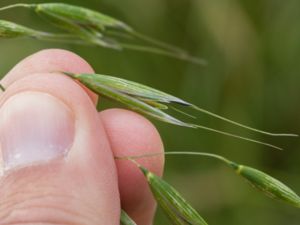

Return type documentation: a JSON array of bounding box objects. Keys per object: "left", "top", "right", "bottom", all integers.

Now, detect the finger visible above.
[
  {"left": 100, "top": 109, "right": 164, "bottom": 225},
  {"left": 0, "top": 75, "right": 120, "bottom": 223},
  {"left": 1, "top": 49, "right": 98, "bottom": 104}
]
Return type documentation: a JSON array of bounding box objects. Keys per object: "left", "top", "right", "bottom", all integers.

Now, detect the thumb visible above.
[{"left": 0, "top": 72, "right": 120, "bottom": 224}]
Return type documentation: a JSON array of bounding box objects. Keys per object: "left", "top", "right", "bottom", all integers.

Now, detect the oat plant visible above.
[
  {"left": 1, "top": 2, "right": 299, "bottom": 225},
  {"left": 118, "top": 152, "right": 300, "bottom": 208},
  {"left": 117, "top": 150, "right": 300, "bottom": 224},
  {"left": 0, "top": 3, "right": 206, "bottom": 65}
]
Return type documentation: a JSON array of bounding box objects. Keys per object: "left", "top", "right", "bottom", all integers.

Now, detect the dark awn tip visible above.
[{"left": 0, "top": 84, "right": 5, "bottom": 91}]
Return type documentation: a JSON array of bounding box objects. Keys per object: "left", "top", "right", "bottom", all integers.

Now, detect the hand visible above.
[{"left": 0, "top": 49, "right": 164, "bottom": 225}]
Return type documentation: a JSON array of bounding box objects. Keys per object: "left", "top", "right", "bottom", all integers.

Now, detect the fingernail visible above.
[{"left": 0, "top": 92, "right": 75, "bottom": 170}]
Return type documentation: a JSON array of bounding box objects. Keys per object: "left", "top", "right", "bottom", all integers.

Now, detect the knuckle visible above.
[{"left": 0, "top": 166, "right": 96, "bottom": 225}]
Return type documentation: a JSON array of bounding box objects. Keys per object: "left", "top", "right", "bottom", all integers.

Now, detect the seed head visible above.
[
  {"left": 233, "top": 164, "right": 300, "bottom": 207},
  {"left": 120, "top": 210, "right": 137, "bottom": 225},
  {"left": 64, "top": 72, "right": 191, "bottom": 127},
  {"left": 140, "top": 166, "right": 208, "bottom": 225},
  {"left": 0, "top": 20, "right": 36, "bottom": 38},
  {"left": 34, "top": 3, "right": 132, "bottom": 32}
]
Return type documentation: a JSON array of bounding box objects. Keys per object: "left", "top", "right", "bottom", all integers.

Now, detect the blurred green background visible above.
[{"left": 0, "top": 0, "right": 299, "bottom": 224}]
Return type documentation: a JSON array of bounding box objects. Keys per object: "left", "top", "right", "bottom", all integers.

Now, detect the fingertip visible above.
[
  {"left": 100, "top": 108, "right": 164, "bottom": 173},
  {"left": 99, "top": 108, "right": 164, "bottom": 225}
]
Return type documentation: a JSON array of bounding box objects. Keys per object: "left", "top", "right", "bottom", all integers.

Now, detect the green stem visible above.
[
  {"left": 120, "top": 43, "right": 207, "bottom": 65},
  {"left": 0, "top": 3, "right": 34, "bottom": 11},
  {"left": 115, "top": 151, "right": 235, "bottom": 167}
]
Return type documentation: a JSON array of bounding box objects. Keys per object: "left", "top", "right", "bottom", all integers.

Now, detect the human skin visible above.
[{"left": 0, "top": 49, "right": 164, "bottom": 225}]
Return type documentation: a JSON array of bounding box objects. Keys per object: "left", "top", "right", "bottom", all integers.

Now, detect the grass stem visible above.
[
  {"left": 0, "top": 4, "right": 33, "bottom": 11},
  {"left": 115, "top": 151, "right": 233, "bottom": 166}
]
